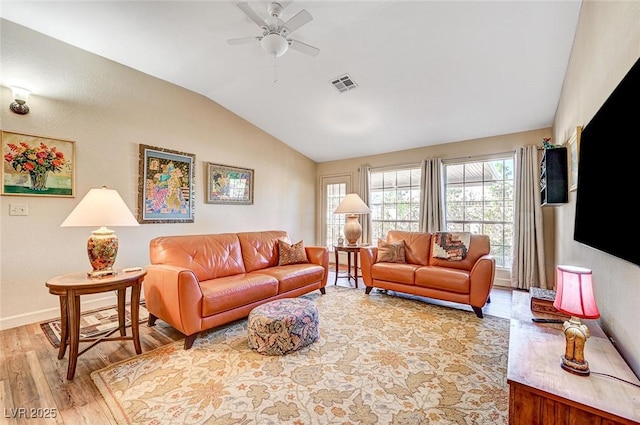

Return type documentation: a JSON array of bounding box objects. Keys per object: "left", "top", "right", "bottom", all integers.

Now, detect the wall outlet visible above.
[{"left": 9, "top": 203, "right": 28, "bottom": 216}]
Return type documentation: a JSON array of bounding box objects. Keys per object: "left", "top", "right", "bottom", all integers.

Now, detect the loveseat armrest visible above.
[
  {"left": 468, "top": 254, "right": 496, "bottom": 308},
  {"left": 305, "top": 246, "right": 329, "bottom": 287},
  {"left": 359, "top": 246, "right": 378, "bottom": 287},
  {"left": 143, "top": 264, "right": 204, "bottom": 336}
]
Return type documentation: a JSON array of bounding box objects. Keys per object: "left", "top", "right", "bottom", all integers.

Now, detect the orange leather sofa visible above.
[
  {"left": 144, "top": 230, "right": 329, "bottom": 349},
  {"left": 360, "top": 230, "right": 495, "bottom": 318}
]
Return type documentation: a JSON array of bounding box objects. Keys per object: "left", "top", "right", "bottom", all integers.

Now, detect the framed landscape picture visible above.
[
  {"left": 1, "top": 131, "right": 75, "bottom": 197},
  {"left": 567, "top": 126, "right": 582, "bottom": 192},
  {"left": 206, "top": 162, "right": 254, "bottom": 205},
  {"left": 138, "top": 144, "right": 195, "bottom": 223}
]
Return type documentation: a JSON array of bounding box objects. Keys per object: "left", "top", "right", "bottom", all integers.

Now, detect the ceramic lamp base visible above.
[
  {"left": 560, "top": 355, "right": 590, "bottom": 376},
  {"left": 560, "top": 317, "right": 591, "bottom": 376},
  {"left": 343, "top": 215, "right": 362, "bottom": 246},
  {"left": 87, "top": 226, "right": 118, "bottom": 277}
]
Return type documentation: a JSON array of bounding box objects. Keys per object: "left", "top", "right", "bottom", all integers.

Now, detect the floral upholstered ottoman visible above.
[{"left": 247, "top": 298, "right": 319, "bottom": 355}]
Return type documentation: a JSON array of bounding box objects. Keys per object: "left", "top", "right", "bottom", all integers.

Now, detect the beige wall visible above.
[
  {"left": 0, "top": 20, "right": 318, "bottom": 328},
  {"left": 553, "top": 0, "right": 640, "bottom": 376}
]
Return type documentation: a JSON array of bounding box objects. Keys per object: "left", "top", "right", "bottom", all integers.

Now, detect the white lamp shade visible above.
[
  {"left": 261, "top": 33, "right": 289, "bottom": 57},
  {"left": 61, "top": 186, "right": 139, "bottom": 227},
  {"left": 333, "top": 193, "right": 371, "bottom": 215}
]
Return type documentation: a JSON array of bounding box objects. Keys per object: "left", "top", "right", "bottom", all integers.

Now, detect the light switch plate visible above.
[{"left": 9, "top": 203, "right": 28, "bottom": 216}]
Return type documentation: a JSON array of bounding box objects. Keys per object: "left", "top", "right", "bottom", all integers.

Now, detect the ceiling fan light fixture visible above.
[{"left": 261, "top": 33, "right": 289, "bottom": 57}]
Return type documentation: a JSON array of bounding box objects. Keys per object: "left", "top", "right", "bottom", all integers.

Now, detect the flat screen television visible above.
[{"left": 574, "top": 57, "right": 640, "bottom": 266}]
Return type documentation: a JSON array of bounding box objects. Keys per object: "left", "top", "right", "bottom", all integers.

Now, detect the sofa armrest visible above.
[
  {"left": 305, "top": 246, "right": 329, "bottom": 287},
  {"left": 360, "top": 247, "right": 378, "bottom": 287},
  {"left": 468, "top": 254, "right": 496, "bottom": 308},
  {"left": 143, "top": 264, "right": 204, "bottom": 336}
]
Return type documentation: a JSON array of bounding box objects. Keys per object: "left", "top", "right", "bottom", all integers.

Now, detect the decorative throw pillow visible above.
[
  {"left": 376, "top": 240, "right": 406, "bottom": 263},
  {"left": 433, "top": 232, "right": 471, "bottom": 261},
  {"left": 278, "top": 240, "right": 309, "bottom": 265}
]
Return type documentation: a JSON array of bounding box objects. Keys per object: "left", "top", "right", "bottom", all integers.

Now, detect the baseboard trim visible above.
[{"left": 0, "top": 294, "right": 120, "bottom": 330}]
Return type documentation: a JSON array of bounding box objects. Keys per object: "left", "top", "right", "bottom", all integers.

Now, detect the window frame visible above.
[
  {"left": 442, "top": 153, "right": 515, "bottom": 269},
  {"left": 368, "top": 164, "right": 422, "bottom": 246}
]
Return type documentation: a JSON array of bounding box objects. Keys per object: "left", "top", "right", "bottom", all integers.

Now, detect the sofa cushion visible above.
[
  {"left": 386, "top": 230, "right": 432, "bottom": 266},
  {"left": 149, "top": 233, "right": 246, "bottom": 281},
  {"left": 278, "top": 240, "right": 309, "bottom": 265},
  {"left": 238, "top": 230, "right": 290, "bottom": 272},
  {"left": 200, "top": 273, "right": 279, "bottom": 317},
  {"left": 415, "top": 266, "right": 470, "bottom": 294},
  {"left": 253, "top": 264, "right": 325, "bottom": 293},
  {"left": 376, "top": 240, "right": 406, "bottom": 263},
  {"left": 371, "top": 262, "right": 419, "bottom": 285}
]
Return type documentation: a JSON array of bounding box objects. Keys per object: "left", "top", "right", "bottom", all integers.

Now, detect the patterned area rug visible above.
[
  {"left": 91, "top": 287, "right": 509, "bottom": 424},
  {"left": 40, "top": 303, "right": 149, "bottom": 348}
]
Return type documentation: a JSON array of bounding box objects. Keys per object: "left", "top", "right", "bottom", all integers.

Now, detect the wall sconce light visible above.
[{"left": 10, "top": 86, "right": 30, "bottom": 115}]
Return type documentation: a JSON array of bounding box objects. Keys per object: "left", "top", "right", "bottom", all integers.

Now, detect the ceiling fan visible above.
[{"left": 227, "top": 1, "right": 320, "bottom": 58}]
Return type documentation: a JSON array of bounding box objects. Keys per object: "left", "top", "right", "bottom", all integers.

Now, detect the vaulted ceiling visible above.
[{"left": 0, "top": 1, "right": 582, "bottom": 162}]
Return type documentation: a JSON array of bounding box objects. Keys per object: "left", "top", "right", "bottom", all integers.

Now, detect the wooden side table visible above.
[
  {"left": 507, "top": 290, "right": 640, "bottom": 424},
  {"left": 333, "top": 245, "right": 363, "bottom": 288},
  {"left": 45, "top": 269, "right": 146, "bottom": 380}
]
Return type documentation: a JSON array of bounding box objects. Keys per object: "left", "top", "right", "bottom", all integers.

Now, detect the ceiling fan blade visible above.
[
  {"left": 289, "top": 39, "right": 319, "bottom": 57},
  {"left": 283, "top": 9, "right": 313, "bottom": 34},
  {"left": 227, "top": 36, "right": 261, "bottom": 45},
  {"left": 236, "top": 2, "right": 267, "bottom": 28}
]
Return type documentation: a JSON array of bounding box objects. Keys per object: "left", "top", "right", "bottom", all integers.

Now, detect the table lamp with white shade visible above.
[
  {"left": 61, "top": 186, "right": 139, "bottom": 277},
  {"left": 333, "top": 193, "right": 371, "bottom": 246}
]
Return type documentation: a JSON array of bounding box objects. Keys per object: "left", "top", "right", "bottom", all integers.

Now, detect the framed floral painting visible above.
[
  {"left": 137, "top": 144, "right": 195, "bottom": 223},
  {"left": 1, "top": 131, "right": 75, "bottom": 197},
  {"left": 206, "top": 162, "right": 254, "bottom": 205}
]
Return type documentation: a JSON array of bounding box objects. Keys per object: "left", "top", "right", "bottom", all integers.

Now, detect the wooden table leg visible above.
[
  {"left": 130, "top": 281, "right": 142, "bottom": 354},
  {"left": 334, "top": 249, "right": 339, "bottom": 285},
  {"left": 354, "top": 250, "right": 359, "bottom": 288},
  {"left": 66, "top": 291, "right": 81, "bottom": 380},
  {"left": 117, "top": 288, "right": 126, "bottom": 337},
  {"left": 347, "top": 251, "right": 352, "bottom": 282},
  {"left": 57, "top": 295, "right": 68, "bottom": 360}
]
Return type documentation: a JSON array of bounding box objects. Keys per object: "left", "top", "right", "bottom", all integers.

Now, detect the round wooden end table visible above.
[
  {"left": 45, "top": 269, "right": 146, "bottom": 380},
  {"left": 333, "top": 244, "right": 363, "bottom": 288}
]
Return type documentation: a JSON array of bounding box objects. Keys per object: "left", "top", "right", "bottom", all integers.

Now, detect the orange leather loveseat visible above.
[
  {"left": 144, "top": 230, "right": 329, "bottom": 349},
  {"left": 360, "top": 230, "right": 495, "bottom": 318}
]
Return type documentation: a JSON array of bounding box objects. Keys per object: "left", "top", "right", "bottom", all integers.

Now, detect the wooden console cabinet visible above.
[{"left": 507, "top": 290, "right": 640, "bottom": 424}]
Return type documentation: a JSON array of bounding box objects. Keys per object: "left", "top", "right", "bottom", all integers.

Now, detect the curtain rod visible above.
[{"left": 442, "top": 150, "right": 516, "bottom": 163}]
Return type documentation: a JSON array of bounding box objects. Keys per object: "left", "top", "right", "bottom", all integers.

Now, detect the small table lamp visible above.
[
  {"left": 333, "top": 193, "right": 371, "bottom": 246},
  {"left": 553, "top": 265, "right": 600, "bottom": 376},
  {"left": 61, "top": 186, "right": 139, "bottom": 278}
]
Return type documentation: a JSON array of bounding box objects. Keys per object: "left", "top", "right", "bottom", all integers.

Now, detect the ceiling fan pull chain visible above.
[{"left": 273, "top": 55, "right": 278, "bottom": 83}]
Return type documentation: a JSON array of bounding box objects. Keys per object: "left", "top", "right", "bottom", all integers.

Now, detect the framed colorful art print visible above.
[
  {"left": 206, "top": 162, "right": 254, "bottom": 205},
  {"left": 138, "top": 144, "right": 195, "bottom": 223},
  {"left": 1, "top": 131, "right": 75, "bottom": 197}
]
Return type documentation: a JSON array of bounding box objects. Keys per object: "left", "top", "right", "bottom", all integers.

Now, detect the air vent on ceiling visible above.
[{"left": 331, "top": 74, "right": 358, "bottom": 93}]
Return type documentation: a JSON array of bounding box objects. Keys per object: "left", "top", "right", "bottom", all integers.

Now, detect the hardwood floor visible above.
[{"left": 0, "top": 271, "right": 512, "bottom": 425}]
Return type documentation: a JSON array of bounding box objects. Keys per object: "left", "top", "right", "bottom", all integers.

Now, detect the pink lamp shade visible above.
[{"left": 553, "top": 265, "right": 600, "bottom": 319}]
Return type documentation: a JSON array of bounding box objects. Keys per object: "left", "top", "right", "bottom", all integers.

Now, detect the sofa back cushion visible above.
[
  {"left": 149, "top": 233, "right": 246, "bottom": 281},
  {"left": 428, "top": 233, "right": 491, "bottom": 271},
  {"left": 386, "top": 230, "right": 432, "bottom": 266},
  {"left": 238, "top": 230, "right": 290, "bottom": 272}
]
